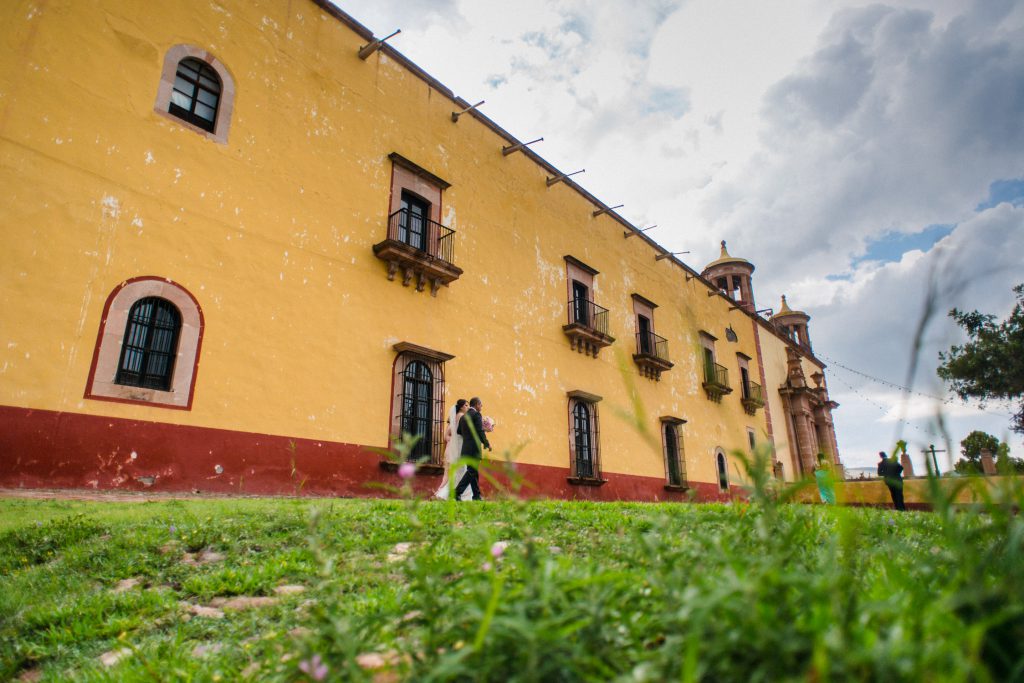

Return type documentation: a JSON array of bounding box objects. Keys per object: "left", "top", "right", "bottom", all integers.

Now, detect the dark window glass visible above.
[
  {"left": 665, "top": 423, "right": 682, "bottom": 486},
  {"left": 399, "top": 191, "right": 430, "bottom": 251},
  {"left": 717, "top": 453, "right": 729, "bottom": 491},
  {"left": 168, "top": 57, "right": 221, "bottom": 132},
  {"left": 638, "top": 315, "right": 652, "bottom": 354},
  {"left": 401, "top": 361, "right": 433, "bottom": 461},
  {"left": 741, "top": 367, "right": 750, "bottom": 399},
  {"left": 115, "top": 297, "right": 181, "bottom": 390},
  {"left": 573, "top": 401, "right": 593, "bottom": 478},
  {"left": 748, "top": 430, "right": 756, "bottom": 451},
  {"left": 571, "top": 280, "right": 589, "bottom": 326}
]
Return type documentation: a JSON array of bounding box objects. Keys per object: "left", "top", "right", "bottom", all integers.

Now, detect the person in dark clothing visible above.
[
  {"left": 454, "top": 397, "right": 491, "bottom": 501},
  {"left": 877, "top": 450, "right": 906, "bottom": 511}
]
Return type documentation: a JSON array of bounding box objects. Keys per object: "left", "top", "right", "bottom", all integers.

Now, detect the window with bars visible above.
[
  {"left": 662, "top": 418, "right": 687, "bottom": 487},
  {"left": 115, "top": 297, "right": 181, "bottom": 390},
  {"left": 401, "top": 361, "right": 435, "bottom": 462},
  {"left": 169, "top": 57, "right": 221, "bottom": 132},
  {"left": 568, "top": 393, "right": 602, "bottom": 481},
  {"left": 390, "top": 344, "right": 452, "bottom": 468}
]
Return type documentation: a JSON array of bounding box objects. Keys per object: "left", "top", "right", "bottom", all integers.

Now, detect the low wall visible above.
[{"left": 795, "top": 476, "right": 1022, "bottom": 509}]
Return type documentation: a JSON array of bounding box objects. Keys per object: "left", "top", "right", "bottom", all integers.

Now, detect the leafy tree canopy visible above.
[
  {"left": 954, "top": 430, "right": 1024, "bottom": 475},
  {"left": 937, "top": 284, "right": 1024, "bottom": 435}
]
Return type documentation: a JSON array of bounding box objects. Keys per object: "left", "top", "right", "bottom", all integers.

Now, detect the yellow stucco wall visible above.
[{"left": 0, "top": 0, "right": 822, "bottom": 490}]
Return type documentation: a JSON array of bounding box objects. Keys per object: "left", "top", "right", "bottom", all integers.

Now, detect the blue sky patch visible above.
[
  {"left": 852, "top": 223, "right": 955, "bottom": 266},
  {"left": 976, "top": 178, "right": 1024, "bottom": 211}
]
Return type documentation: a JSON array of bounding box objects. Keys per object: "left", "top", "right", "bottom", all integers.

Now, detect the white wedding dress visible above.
[{"left": 434, "top": 407, "right": 473, "bottom": 500}]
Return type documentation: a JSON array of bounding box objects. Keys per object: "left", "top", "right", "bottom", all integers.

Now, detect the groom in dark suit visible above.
[{"left": 454, "top": 397, "right": 491, "bottom": 501}]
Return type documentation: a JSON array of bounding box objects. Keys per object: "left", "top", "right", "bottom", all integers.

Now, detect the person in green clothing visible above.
[{"left": 814, "top": 454, "right": 836, "bottom": 505}]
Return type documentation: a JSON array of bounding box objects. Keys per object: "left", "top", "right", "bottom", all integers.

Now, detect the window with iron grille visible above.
[
  {"left": 169, "top": 57, "right": 221, "bottom": 132},
  {"left": 115, "top": 297, "right": 181, "bottom": 390},
  {"left": 401, "top": 361, "right": 434, "bottom": 461},
  {"left": 390, "top": 343, "right": 452, "bottom": 468},
  {"left": 662, "top": 419, "right": 687, "bottom": 487},
  {"left": 567, "top": 393, "right": 602, "bottom": 481}
]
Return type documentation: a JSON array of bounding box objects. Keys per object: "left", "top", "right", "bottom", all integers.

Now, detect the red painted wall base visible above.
[{"left": 0, "top": 405, "right": 736, "bottom": 502}]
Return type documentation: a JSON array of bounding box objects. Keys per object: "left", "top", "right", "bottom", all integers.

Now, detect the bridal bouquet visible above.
[{"left": 481, "top": 416, "right": 496, "bottom": 432}]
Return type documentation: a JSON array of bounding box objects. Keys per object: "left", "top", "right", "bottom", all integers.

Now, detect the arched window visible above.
[
  {"left": 401, "top": 361, "right": 433, "bottom": 462},
  {"left": 388, "top": 343, "right": 452, "bottom": 468},
  {"left": 115, "top": 297, "right": 181, "bottom": 390},
  {"left": 85, "top": 276, "right": 204, "bottom": 410},
  {"left": 716, "top": 451, "right": 729, "bottom": 491},
  {"left": 169, "top": 57, "right": 221, "bottom": 132},
  {"left": 154, "top": 46, "right": 235, "bottom": 144}
]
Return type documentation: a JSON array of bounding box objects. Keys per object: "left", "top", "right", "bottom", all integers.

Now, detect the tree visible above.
[
  {"left": 937, "top": 284, "right": 1024, "bottom": 435},
  {"left": 954, "top": 430, "right": 1000, "bottom": 475},
  {"left": 953, "top": 431, "right": 1024, "bottom": 475}
]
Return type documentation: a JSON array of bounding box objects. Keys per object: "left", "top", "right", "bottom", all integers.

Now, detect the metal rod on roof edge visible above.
[
  {"left": 451, "top": 100, "right": 485, "bottom": 122},
  {"left": 546, "top": 169, "right": 585, "bottom": 186},
  {"left": 655, "top": 251, "right": 689, "bottom": 261},
  {"left": 624, "top": 224, "right": 657, "bottom": 238},
  {"left": 592, "top": 204, "right": 624, "bottom": 218},
  {"left": 357, "top": 29, "right": 401, "bottom": 60},
  {"left": 502, "top": 137, "right": 544, "bottom": 156}
]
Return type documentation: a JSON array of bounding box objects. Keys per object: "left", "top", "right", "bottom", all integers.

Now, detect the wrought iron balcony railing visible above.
[
  {"left": 742, "top": 380, "right": 764, "bottom": 403},
  {"left": 702, "top": 361, "right": 732, "bottom": 401},
  {"left": 387, "top": 208, "right": 455, "bottom": 264},
  {"left": 567, "top": 298, "right": 610, "bottom": 335},
  {"left": 636, "top": 331, "right": 670, "bottom": 362},
  {"left": 373, "top": 209, "right": 463, "bottom": 296},
  {"left": 704, "top": 361, "right": 729, "bottom": 388},
  {"left": 741, "top": 379, "right": 765, "bottom": 414},
  {"left": 633, "top": 330, "right": 673, "bottom": 380}
]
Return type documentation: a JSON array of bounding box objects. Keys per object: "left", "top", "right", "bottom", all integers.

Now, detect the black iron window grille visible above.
[
  {"left": 636, "top": 330, "right": 670, "bottom": 361},
  {"left": 115, "top": 297, "right": 181, "bottom": 390},
  {"left": 568, "top": 297, "right": 610, "bottom": 335},
  {"left": 169, "top": 57, "right": 221, "bottom": 132},
  {"left": 664, "top": 423, "right": 686, "bottom": 486},
  {"left": 571, "top": 400, "right": 601, "bottom": 479},
  {"left": 387, "top": 208, "right": 455, "bottom": 264},
  {"left": 395, "top": 356, "right": 446, "bottom": 465}
]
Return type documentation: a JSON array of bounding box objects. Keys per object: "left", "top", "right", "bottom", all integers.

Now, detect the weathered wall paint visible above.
[{"left": 0, "top": 0, "right": 839, "bottom": 497}]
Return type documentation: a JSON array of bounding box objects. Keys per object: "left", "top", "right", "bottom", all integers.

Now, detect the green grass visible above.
[{"left": 1, "top": 471, "right": 1023, "bottom": 682}]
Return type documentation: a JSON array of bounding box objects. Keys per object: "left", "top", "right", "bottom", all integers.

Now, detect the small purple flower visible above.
[
  {"left": 398, "top": 462, "right": 416, "bottom": 480},
  {"left": 298, "top": 653, "right": 328, "bottom": 681},
  {"left": 491, "top": 541, "right": 508, "bottom": 559},
  {"left": 35, "top": 521, "right": 43, "bottom": 527},
  {"left": 169, "top": 525, "right": 177, "bottom": 536},
  {"left": 481, "top": 561, "right": 493, "bottom": 572}
]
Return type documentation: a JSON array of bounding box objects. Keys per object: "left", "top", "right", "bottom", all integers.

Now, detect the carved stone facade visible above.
[{"left": 778, "top": 347, "right": 841, "bottom": 477}]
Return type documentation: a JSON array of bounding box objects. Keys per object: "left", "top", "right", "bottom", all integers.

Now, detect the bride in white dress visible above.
[{"left": 435, "top": 399, "right": 472, "bottom": 500}]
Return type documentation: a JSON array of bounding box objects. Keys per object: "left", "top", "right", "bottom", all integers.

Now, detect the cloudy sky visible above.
[{"left": 337, "top": 0, "right": 1024, "bottom": 473}]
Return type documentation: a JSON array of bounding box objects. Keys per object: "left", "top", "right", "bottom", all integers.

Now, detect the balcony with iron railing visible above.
[
  {"left": 702, "top": 361, "right": 732, "bottom": 401},
  {"left": 741, "top": 379, "right": 765, "bottom": 414},
  {"left": 372, "top": 208, "right": 463, "bottom": 296},
  {"left": 563, "top": 297, "right": 615, "bottom": 357},
  {"left": 633, "top": 330, "right": 673, "bottom": 380}
]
